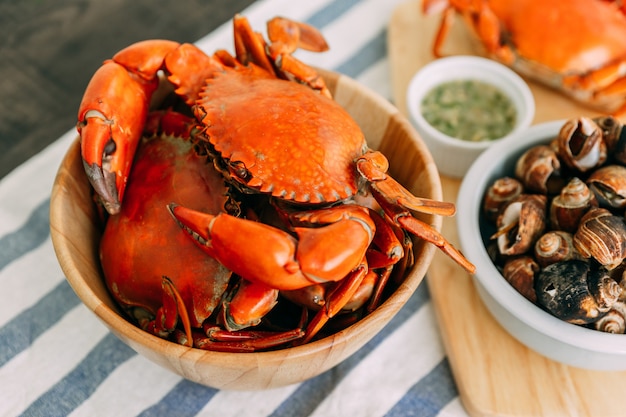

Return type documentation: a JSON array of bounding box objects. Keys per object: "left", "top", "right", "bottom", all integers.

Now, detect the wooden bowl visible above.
[{"left": 49, "top": 69, "right": 443, "bottom": 390}]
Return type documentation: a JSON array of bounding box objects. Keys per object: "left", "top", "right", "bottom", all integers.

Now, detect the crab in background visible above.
[{"left": 423, "top": 0, "right": 626, "bottom": 115}]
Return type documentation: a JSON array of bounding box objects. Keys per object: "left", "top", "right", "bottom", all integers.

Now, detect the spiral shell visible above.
[
  {"left": 514, "top": 145, "right": 561, "bottom": 194},
  {"left": 535, "top": 260, "right": 621, "bottom": 324},
  {"left": 483, "top": 176, "right": 524, "bottom": 222},
  {"left": 534, "top": 230, "right": 581, "bottom": 268},
  {"left": 549, "top": 177, "right": 598, "bottom": 232},
  {"left": 593, "top": 115, "right": 626, "bottom": 165},
  {"left": 502, "top": 256, "right": 538, "bottom": 303},
  {"left": 556, "top": 116, "right": 607, "bottom": 172},
  {"left": 586, "top": 165, "right": 626, "bottom": 210},
  {"left": 594, "top": 301, "right": 626, "bottom": 334},
  {"left": 494, "top": 194, "right": 547, "bottom": 256},
  {"left": 573, "top": 208, "right": 626, "bottom": 270}
]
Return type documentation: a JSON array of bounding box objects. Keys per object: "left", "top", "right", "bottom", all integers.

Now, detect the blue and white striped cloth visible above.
[{"left": 0, "top": 0, "right": 471, "bottom": 415}]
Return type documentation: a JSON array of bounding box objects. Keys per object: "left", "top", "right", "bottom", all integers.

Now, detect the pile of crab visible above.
[
  {"left": 76, "top": 15, "right": 474, "bottom": 352},
  {"left": 483, "top": 116, "right": 626, "bottom": 333}
]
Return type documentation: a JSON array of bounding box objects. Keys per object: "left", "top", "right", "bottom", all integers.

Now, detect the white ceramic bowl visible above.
[
  {"left": 407, "top": 56, "right": 535, "bottom": 178},
  {"left": 457, "top": 120, "right": 626, "bottom": 371}
]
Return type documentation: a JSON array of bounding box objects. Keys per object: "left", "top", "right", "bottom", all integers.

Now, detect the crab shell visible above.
[
  {"left": 488, "top": 0, "right": 626, "bottom": 79},
  {"left": 194, "top": 64, "right": 366, "bottom": 204},
  {"left": 100, "top": 133, "right": 232, "bottom": 329}
]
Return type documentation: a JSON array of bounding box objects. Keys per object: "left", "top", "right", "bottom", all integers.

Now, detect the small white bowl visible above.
[
  {"left": 407, "top": 56, "right": 535, "bottom": 178},
  {"left": 457, "top": 121, "right": 626, "bottom": 371}
]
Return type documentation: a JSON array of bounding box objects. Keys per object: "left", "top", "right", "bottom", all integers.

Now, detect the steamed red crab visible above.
[
  {"left": 77, "top": 14, "right": 475, "bottom": 350},
  {"left": 423, "top": 0, "right": 626, "bottom": 115}
]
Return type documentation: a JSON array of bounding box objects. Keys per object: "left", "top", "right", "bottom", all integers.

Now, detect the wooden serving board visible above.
[{"left": 388, "top": 2, "right": 626, "bottom": 416}]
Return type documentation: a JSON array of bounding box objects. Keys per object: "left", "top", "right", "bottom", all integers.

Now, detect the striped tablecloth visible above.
[{"left": 0, "top": 0, "right": 471, "bottom": 416}]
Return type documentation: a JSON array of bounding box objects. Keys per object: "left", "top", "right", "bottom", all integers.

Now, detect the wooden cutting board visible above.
[{"left": 388, "top": 2, "right": 626, "bottom": 416}]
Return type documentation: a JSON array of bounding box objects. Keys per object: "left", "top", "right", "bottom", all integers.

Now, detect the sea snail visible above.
[{"left": 535, "top": 259, "right": 622, "bottom": 324}]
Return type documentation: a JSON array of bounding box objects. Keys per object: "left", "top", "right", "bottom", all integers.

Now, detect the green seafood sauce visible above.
[{"left": 421, "top": 79, "right": 517, "bottom": 142}]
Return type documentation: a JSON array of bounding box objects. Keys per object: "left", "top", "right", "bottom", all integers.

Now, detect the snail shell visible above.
[
  {"left": 549, "top": 177, "right": 598, "bottom": 233},
  {"left": 502, "top": 256, "right": 538, "bottom": 303},
  {"left": 611, "top": 265, "right": 626, "bottom": 301},
  {"left": 556, "top": 116, "right": 607, "bottom": 172},
  {"left": 483, "top": 177, "right": 524, "bottom": 222},
  {"left": 586, "top": 165, "right": 626, "bottom": 210},
  {"left": 485, "top": 241, "right": 503, "bottom": 267},
  {"left": 534, "top": 230, "right": 581, "bottom": 268},
  {"left": 514, "top": 145, "right": 561, "bottom": 194},
  {"left": 593, "top": 115, "right": 626, "bottom": 165},
  {"left": 535, "top": 260, "right": 621, "bottom": 324},
  {"left": 494, "top": 194, "right": 547, "bottom": 256},
  {"left": 573, "top": 207, "right": 626, "bottom": 270},
  {"left": 593, "top": 300, "right": 626, "bottom": 334}
]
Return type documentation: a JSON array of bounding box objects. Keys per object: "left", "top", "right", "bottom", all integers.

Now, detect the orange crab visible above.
[
  {"left": 100, "top": 113, "right": 311, "bottom": 351},
  {"left": 77, "top": 14, "right": 475, "bottom": 346},
  {"left": 423, "top": 0, "right": 626, "bottom": 115}
]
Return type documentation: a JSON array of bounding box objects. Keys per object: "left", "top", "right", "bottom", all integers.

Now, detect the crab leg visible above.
[
  {"left": 357, "top": 151, "right": 456, "bottom": 216},
  {"left": 301, "top": 262, "right": 369, "bottom": 344},
  {"left": 136, "top": 276, "right": 193, "bottom": 347},
  {"left": 219, "top": 279, "right": 279, "bottom": 331},
  {"left": 364, "top": 209, "right": 409, "bottom": 311},
  {"left": 293, "top": 209, "right": 407, "bottom": 343},
  {"left": 423, "top": 0, "right": 457, "bottom": 58},
  {"left": 265, "top": 16, "right": 331, "bottom": 96},
  {"left": 283, "top": 208, "right": 406, "bottom": 321},
  {"left": 168, "top": 204, "right": 376, "bottom": 291},
  {"left": 424, "top": 0, "right": 514, "bottom": 64},
  {"left": 562, "top": 64, "right": 626, "bottom": 117},
  {"left": 188, "top": 307, "right": 308, "bottom": 352},
  {"left": 375, "top": 189, "right": 476, "bottom": 273},
  {"left": 267, "top": 16, "right": 329, "bottom": 53},
  {"left": 233, "top": 14, "right": 276, "bottom": 76},
  {"left": 234, "top": 14, "right": 331, "bottom": 96},
  {"left": 192, "top": 327, "right": 306, "bottom": 352},
  {"left": 357, "top": 151, "right": 475, "bottom": 273}
]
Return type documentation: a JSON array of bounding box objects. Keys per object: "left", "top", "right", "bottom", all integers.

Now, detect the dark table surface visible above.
[{"left": 0, "top": 0, "right": 255, "bottom": 180}]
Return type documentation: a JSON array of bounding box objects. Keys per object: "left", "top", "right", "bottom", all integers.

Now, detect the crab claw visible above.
[
  {"left": 77, "top": 61, "right": 155, "bottom": 214},
  {"left": 168, "top": 203, "right": 215, "bottom": 251},
  {"left": 77, "top": 40, "right": 182, "bottom": 214},
  {"left": 169, "top": 203, "right": 377, "bottom": 291}
]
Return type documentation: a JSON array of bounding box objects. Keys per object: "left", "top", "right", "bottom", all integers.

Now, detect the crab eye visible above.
[{"left": 229, "top": 160, "right": 250, "bottom": 180}]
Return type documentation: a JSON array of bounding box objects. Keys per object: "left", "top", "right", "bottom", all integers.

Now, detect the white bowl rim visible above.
[
  {"left": 457, "top": 120, "right": 626, "bottom": 356},
  {"left": 407, "top": 55, "right": 535, "bottom": 150}
]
